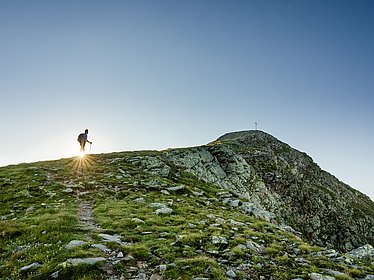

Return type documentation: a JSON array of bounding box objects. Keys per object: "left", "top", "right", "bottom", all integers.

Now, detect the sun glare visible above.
[{"left": 66, "top": 152, "right": 94, "bottom": 173}]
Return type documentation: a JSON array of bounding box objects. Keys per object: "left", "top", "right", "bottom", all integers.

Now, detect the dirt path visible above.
[{"left": 77, "top": 199, "right": 100, "bottom": 232}]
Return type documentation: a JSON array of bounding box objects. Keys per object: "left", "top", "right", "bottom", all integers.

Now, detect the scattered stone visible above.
[
  {"left": 217, "top": 192, "right": 232, "bottom": 198},
  {"left": 282, "top": 225, "right": 302, "bottom": 236},
  {"left": 234, "top": 244, "right": 247, "bottom": 250},
  {"left": 123, "top": 255, "right": 135, "bottom": 262},
  {"left": 322, "top": 269, "right": 352, "bottom": 279},
  {"left": 215, "top": 217, "right": 226, "bottom": 224},
  {"left": 206, "top": 214, "right": 216, "bottom": 219},
  {"left": 212, "top": 236, "right": 228, "bottom": 244},
  {"left": 206, "top": 250, "right": 220, "bottom": 255},
  {"left": 20, "top": 262, "right": 42, "bottom": 272},
  {"left": 227, "top": 269, "right": 236, "bottom": 278},
  {"left": 26, "top": 207, "right": 35, "bottom": 213},
  {"left": 98, "top": 233, "right": 123, "bottom": 245},
  {"left": 230, "top": 199, "right": 240, "bottom": 207},
  {"left": 191, "top": 191, "right": 203, "bottom": 196},
  {"left": 117, "top": 252, "right": 124, "bottom": 258},
  {"left": 229, "top": 219, "right": 245, "bottom": 227},
  {"left": 150, "top": 202, "right": 167, "bottom": 209},
  {"left": 133, "top": 198, "right": 146, "bottom": 203},
  {"left": 323, "top": 249, "right": 339, "bottom": 258},
  {"left": 347, "top": 244, "right": 374, "bottom": 259},
  {"left": 155, "top": 207, "right": 173, "bottom": 215},
  {"left": 50, "top": 271, "right": 59, "bottom": 279},
  {"left": 67, "top": 257, "right": 106, "bottom": 265},
  {"left": 159, "top": 264, "right": 167, "bottom": 271},
  {"left": 118, "top": 168, "right": 126, "bottom": 174},
  {"left": 246, "top": 241, "right": 264, "bottom": 253},
  {"left": 309, "top": 273, "right": 336, "bottom": 280},
  {"left": 91, "top": 244, "right": 111, "bottom": 253},
  {"left": 131, "top": 218, "right": 145, "bottom": 224},
  {"left": 136, "top": 272, "right": 147, "bottom": 280},
  {"left": 161, "top": 190, "right": 170, "bottom": 195},
  {"left": 63, "top": 188, "right": 73, "bottom": 193},
  {"left": 13, "top": 245, "right": 31, "bottom": 253},
  {"left": 359, "top": 276, "right": 374, "bottom": 280},
  {"left": 150, "top": 274, "right": 163, "bottom": 280},
  {"left": 64, "top": 240, "right": 86, "bottom": 250},
  {"left": 167, "top": 185, "right": 185, "bottom": 192}
]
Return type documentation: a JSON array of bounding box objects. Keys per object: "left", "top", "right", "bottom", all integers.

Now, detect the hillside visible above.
[{"left": 0, "top": 130, "right": 373, "bottom": 280}]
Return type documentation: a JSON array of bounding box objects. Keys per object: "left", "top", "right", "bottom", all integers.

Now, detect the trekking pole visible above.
[{"left": 89, "top": 143, "right": 92, "bottom": 154}]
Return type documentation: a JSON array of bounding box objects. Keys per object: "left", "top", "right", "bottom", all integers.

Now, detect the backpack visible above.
[{"left": 77, "top": 133, "right": 84, "bottom": 142}]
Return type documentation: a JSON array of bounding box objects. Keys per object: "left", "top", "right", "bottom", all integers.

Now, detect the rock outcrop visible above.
[{"left": 164, "top": 130, "right": 374, "bottom": 251}]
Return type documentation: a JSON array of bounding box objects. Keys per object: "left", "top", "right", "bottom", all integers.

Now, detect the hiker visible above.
[{"left": 77, "top": 129, "right": 92, "bottom": 152}]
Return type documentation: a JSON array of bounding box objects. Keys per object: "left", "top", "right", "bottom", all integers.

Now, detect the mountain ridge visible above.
[{"left": 1, "top": 130, "right": 373, "bottom": 279}]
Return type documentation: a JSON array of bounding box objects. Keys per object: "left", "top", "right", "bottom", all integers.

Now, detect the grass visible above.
[{"left": 1, "top": 151, "right": 374, "bottom": 279}]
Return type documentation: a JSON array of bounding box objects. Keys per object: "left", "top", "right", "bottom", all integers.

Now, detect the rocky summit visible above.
[
  {"left": 168, "top": 130, "right": 374, "bottom": 251},
  {"left": 0, "top": 130, "right": 373, "bottom": 280}
]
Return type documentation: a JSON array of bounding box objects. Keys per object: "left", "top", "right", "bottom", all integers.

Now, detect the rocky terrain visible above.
[{"left": 0, "top": 130, "right": 373, "bottom": 279}]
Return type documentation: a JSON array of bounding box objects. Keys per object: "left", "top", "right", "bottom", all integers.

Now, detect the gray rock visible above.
[
  {"left": 212, "top": 236, "right": 228, "bottom": 244},
  {"left": 20, "top": 262, "right": 42, "bottom": 272},
  {"left": 50, "top": 271, "right": 59, "bottom": 279},
  {"left": 358, "top": 276, "right": 374, "bottom": 280},
  {"left": 234, "top": 244, "right": 247, "bottom": 250},
  {"left": 155, "top": 207, "right": 173, "bottom": 215},
  {"left": 150, "top": 274, "right": 163, "bottom": 280},
  {"left": 347, "top": 244, "right": 374, "bottom": 259},
  {"left": 98, "top": 233, "right": 123, "bottom": 244},
  {"left": 240, "top": 202, "right": 276, "bottom": 222},
  {"left": 246, "top": 240, "right": 265, "bottom": 253},
  {"left": 131, "top": 218, "right": 145, "bottom": 224},
  {"left": 322, "top": 269, "right": 352, "bottom": 279},
  {"left": 161, "top": 190, "right": 170, "bottom": 195},
  {"left": 159, "top": 264, "right": 167, "bottom": 271},
  {"left": 167, "top": 185, "right": 185, "bottom": 192},
  {"left": 230, "top": 199, "right": 240, "bottom": 207},
  {"left": 191, "top": 190, "right": 204, "bottom": 196},
  {"left": 229, "top": 219, "right": 245, "bottom": 227},
  {"left": 309, "top": 273, "right": 336, "bottom": 280},
  {"left": 67, "top": 257, "right": 106, "bottom": 265},
  {"left": 150, "top": 202, "right": 167, "bottom": 209},
  {"left": 64, "top": 240, "right": 86, "bottom": 250},
  {"left": 206, "top": 250, "right": 220, "bottom": 255},
  {"left": 136, "top": 272, "right": 148, "bottom": 280},
  {"left": 215, "top": 217, "right": 226, "bottom": 224},
  {"left": 91, "top": 244, "right": 111, "bottom": 253},
  {"left": 227, "top": 269, "right": 236, "bottom": 278},
  {"left": 134, "top": 197, "right": 146, "bottom": 203},
  {"left": 117, "top": 251, "right": 124, "bottom": 258},
  {"left": 26, "top": 207, "right": 35, "bottom": 213}
]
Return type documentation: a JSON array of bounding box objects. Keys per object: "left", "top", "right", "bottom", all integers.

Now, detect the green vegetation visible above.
[{"left": 0, "top": 150, "right": 373, "bottom": 279}]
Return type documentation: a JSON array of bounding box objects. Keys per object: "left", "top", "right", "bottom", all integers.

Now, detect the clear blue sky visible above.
[{"left": 0, "top": 0, "right": 373, "bottom": 200}]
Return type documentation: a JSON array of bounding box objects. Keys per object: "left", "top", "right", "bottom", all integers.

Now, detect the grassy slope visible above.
[{"left": 0, "top": 151, "right": 373, "bottom": 280}]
